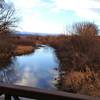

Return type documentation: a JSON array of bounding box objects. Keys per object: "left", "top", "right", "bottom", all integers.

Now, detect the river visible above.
[{"left": 0, "top": 45, "right": 59, "bottom": 90}]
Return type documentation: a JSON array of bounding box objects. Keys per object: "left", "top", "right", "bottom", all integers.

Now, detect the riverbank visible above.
[
  {"left": 51, "top": 36, "right": 100, "bottom": 97},
  {"left": 2, "top": 34, "right": 100, "bottom": 96},
  {"left": 14, "top": 45, "right": 35, "bottom": 56},
  {"left": 20, "top": 35, "right": 100, "bottom": 97}
]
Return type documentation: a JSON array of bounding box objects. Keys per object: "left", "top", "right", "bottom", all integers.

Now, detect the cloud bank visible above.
[{"left": 6, "top": 0, "right": 100, "bottom": 33}]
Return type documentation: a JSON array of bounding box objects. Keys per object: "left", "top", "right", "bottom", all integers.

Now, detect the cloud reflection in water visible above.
[{"left": 14, "top": 46, "right": 59, "bottom": 89}]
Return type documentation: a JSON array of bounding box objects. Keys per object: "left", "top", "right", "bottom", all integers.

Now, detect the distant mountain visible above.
[{"left": 15, "top": 31, "right": 62, "bottom": 36}]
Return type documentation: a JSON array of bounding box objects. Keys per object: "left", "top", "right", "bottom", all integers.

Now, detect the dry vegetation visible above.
[
  {"left": 53, "top": 22, "right": 100, "bottom": 97},
  {"left": 0, "top": 1, "right": 100, "bottom": 97},
  {"left": 11, "top": 22, "right": 100, "bottom": 96},
  {"left": 20, "top": 22, "right": 100, "bottom": 96},
  {"left": 0, "top": 1, "right": 35, "bottom": 57},
  {"left": 14, "top": 45, "right": 34, "bottom": 56},
  {"left": 62, "top": 70, "right": 100, "bottom": 96}
]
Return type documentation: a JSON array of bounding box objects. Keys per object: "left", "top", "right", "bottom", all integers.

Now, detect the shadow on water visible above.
[
  {"left": 0, "top": 45, "right": 59, "bottom": 90},
  {"left": 0, "top": 40, "right": 18, "bottom": 83},
  {"left": 0, "top": 60, "right": 18, "bottom": 83},
  {"left": 0, "top": 55, "right": 17, "bottom": 84}
]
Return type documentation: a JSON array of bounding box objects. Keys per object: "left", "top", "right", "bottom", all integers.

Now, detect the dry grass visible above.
[
  {"left": 14, "top": 45, "right": 34, "bottom": 56},
  {"left": 4, "top": 33, "right": 100, "bottom": 96},
  {"left": 61, "top": 69, "right": 100, "bottom": 96}
]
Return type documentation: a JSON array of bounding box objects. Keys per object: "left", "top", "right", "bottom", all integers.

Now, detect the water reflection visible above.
[
  {"left": 15, "top": 46, "right": 59, "bottom": 89},
  {"left": 0, "top": 41, "right": 17, "bottom": 83},
  {"left": 0, "top": 46, "right": 59, "bottom": 90},
  {"left": 0, "top": 56, "right": 18, "bottom": 83}
]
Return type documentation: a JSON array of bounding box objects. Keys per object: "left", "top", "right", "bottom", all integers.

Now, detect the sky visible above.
[{"left": 5, "top": 0, "right": 100, "bottom": 34}]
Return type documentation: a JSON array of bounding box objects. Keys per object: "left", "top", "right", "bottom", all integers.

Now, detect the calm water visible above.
[{"left": 0, "top": 46, "right": 59, "bottom": 90}]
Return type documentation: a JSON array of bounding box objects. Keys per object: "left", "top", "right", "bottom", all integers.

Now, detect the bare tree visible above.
[
  {"left": 73, "top": 22, "right": 99, "bottom": 36},
  {"left": 56, "top": 23, "right": 100, "bottom": 95},
  {"left": 0, "top": 1, "right": 18, "bottom": 59},
  {"left": 0, "top": 1, "right": 18, "bottom": 36}
]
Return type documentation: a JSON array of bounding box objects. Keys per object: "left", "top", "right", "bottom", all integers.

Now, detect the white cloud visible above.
[
  {"left": 53, "top": 0, "right": 100, "bottom": 21},
  {"left": 7, "top": 0, "right": 63, "bottom": 33},
  {"left": 76, "top": 9, "right": 100, "bottom": 21},
  {"left": 19, "top": 15, "right": 64, "bottom": 34},
  {"left": 15, "top": 66, "right": 38, "bottom": 86},
  {"left": 9, "top": 0, "right": 40, "bottom": 9},
  {"left": 6, "top": 0, "right": 100, "bottom": 33},
  {"left": 53, "top": 0, "right": 100, "bottom": 9}
]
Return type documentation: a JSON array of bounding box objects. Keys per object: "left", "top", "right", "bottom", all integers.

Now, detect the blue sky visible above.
[{"left": 6, "top": 0, "right": 100, "bottom": 34}]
